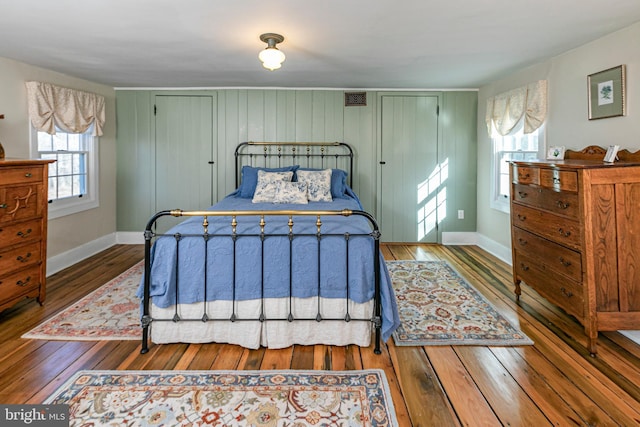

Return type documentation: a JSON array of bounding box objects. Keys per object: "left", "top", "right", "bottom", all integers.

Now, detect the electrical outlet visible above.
[{"left": 458, "top": 210, "right": 464, "bottom": 219}]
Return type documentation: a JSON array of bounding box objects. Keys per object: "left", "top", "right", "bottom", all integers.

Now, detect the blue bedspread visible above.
[{"left": 138, "top": 190, "right": 400, "bottom": 342}]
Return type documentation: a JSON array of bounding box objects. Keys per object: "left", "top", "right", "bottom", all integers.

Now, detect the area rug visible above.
[
  {"left": 44, "top": 369, "right": 398, "bottom": 426},
  {"left": 22, "top": 262, "right": 142, "bottom": 340},
  {"left": 387, "top": 260, "right": 533, "bottom": 346}
]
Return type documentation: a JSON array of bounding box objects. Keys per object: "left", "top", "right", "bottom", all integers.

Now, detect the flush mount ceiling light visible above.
[{"left": 258, "top": 33, "right": 285, "bottom": 71}]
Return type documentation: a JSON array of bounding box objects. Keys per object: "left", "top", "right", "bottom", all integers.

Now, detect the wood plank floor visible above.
[{"left": 1, "top": 243, "right": 640, "bottom": 426}]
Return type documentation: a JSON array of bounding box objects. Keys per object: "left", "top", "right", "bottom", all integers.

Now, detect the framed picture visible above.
[
  {"left": 588, "top": 65, "right": 626, "bottom": 120},
  {"left": 546, "top": 146, "right": 565, "bottom": 160}
]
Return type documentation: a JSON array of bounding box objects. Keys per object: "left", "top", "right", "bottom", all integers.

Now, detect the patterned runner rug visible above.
[
  {"left": 45, "top": 369, "right": 398, "bottom": 426},
  {"left": 22, "top": 262, "right": 143, "bottom": 340},
  {"left": 388, "top": 260, "right": 533, "bottom": 346}
]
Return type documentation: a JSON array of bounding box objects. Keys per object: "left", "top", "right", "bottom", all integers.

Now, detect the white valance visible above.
[
  {"left": 25, "top": 81, "right": 105, "bottom": 136},
  {"left": 485, "top": 80, "right": 547, "bottom": 136}
]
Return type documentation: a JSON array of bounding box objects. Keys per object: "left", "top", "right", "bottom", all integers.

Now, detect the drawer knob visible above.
[
  {"left": 517, "top": 214, "right": 527, "bottom": 221},
  {"left": 520, "top": 263, "right": 529, "bottom": 271},
  {"left": 558, "top": 228, "right": 571, "bottom": 237},
  {"left": 518, "top": 191, "right": 528, "bottom": 198},
  {"left": 17, "top": 252, "right": 32, "bottom": 263},
  {"left": 0, "top": 204, "right": 7, "bottom": 209},
  {"left": 17, "top": 229, "right": 32, "bottom": 238},
  {"left": 518, "top": 238, "right": 528, "bottom": 246},
  {"left": 25, "top": 173, "right": 33, "bottom": 178},
  {"left": 16, "top": 276, "right": 32, "bottom": 287},
  {"left": 560, "top": 287, "right": 573, "bottom": 298},
  {"left": 559, "top": 257, "right": 571, "bottom": 267},
  {"left": 556, "top": 200, "right": 570, "bottom": 209}
]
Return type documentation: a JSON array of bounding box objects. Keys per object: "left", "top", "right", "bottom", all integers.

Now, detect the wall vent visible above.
[{"left": 345, "top": 92, "right": 367, "bottom": 107}]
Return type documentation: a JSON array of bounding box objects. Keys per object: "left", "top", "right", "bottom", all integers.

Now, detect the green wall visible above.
[{"left": 116, "top": 89, "right": 477, "bottom": 241}]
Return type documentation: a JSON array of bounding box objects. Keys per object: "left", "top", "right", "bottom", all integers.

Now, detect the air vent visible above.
[{"left": 345, "top": 92, "right": 366, "bottom": 107}]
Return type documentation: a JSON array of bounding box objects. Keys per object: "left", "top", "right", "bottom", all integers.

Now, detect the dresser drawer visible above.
[
  {"left": 512, "top": 227, "right": 582, "bottom": 282},
  {"left": 0, "top": 241, "right": 42, "bottom": 274},
  {"left": 512, "top": 204, "right": 581, "bottom": 250},
  {"left": 540, "top": 169, "right": 578, "bottom": 192},
  {"left": 512, "top": 165, "right": 540, "bottom": 185},
  {"left": 513, "top": 183, "right": 579, "bottom": 219},
  {"left": 514, "top": 252, "right": 584, "bottom": 320},
  {"left": 0, "top": 219, "right": 42, "bottom": 247},
  {"left": 0, "top": 166, "right": 44, "bottom": 185},
  {"left": 0, "top": 184, "right": 42, "bottom": 223},
  {"left": 0, "top": 264, "right": 41, "bottom": 305}
]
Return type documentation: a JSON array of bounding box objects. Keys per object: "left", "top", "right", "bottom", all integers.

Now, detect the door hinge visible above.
[
  {"left": 154, "top": 104, "right": 157, "bottom": 116},
  {"left": 436, "top": 105, "right": 440, "bottom": 116}
]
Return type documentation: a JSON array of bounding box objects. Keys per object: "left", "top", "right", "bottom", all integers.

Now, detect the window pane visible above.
[
  {"left": 72, "top": 153, "right": 83, "bottom": 174},
  {"left": 67, "top": 133, "right": 81, "bottom": 151},
  {"left": 48, "top": 177, "right": 57, "bottom": 200},
  {"left": 52, "top": 134, "right": 68, "bottom": 151},
  {"left": 57, "top": 175, "right": 73, "bottom": 199},
  {"left": 72, "top": 175, "right": 83, "bottom": 196},
  {"left": 58, "top": 153, "right": 73, "bottom": 175}
]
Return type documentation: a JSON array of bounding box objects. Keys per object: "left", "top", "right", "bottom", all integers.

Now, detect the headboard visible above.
[{"left": 234, "top": 141, "right": 354, "bottom": 188}]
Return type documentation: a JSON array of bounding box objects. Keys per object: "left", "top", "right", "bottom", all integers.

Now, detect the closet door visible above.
[
  {"left": 379, "top": 95, "right": 439, "bottom": 242},
  {"left": 155, "top": 95, "right": 216, "bottom": 230}
]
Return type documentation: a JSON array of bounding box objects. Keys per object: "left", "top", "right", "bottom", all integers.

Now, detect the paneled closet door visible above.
[
  {"left": 379, "top": 95, "right": 439, "bottom": 243},
  {"left": 155, "top": 94, "right": 216, "bottom": 231}
]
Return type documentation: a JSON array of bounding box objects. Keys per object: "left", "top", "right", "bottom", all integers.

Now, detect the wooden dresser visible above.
[
  {"left": 0, "top": 159, "right": 53, "bottom": 312},
  {"left": 510, "top": 147, "right": 640, "bottom": 354}
]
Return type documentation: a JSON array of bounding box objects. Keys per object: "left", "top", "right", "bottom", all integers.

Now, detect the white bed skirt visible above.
[{"left": 149, "top": 297, "right": 374, "bottom": 349}]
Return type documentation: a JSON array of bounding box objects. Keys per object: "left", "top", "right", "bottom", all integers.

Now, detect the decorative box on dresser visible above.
[
  {"left": 509, "top": 146, "right": 640, "bottom": 355},
  {"left": 0, "top": 158, "right": 54, "bottom": 312}
]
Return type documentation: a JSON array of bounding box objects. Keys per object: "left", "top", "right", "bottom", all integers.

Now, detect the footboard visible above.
[{"left": 140, "top": 209, "right": 383, "bottom": 354}]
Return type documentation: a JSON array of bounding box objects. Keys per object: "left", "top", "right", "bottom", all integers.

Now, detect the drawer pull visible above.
[
  {"left": 0, "top": 204, "right": 7, "bottom": 209},
  {"left": 25, "top": 173, "right": 33, "bottom": 178},
  {"left": 519, "top": 173, "right": 530, "bottom": 180},
  {"left": 16, "top": 276, "right": 32, "bottom": 287},
  {"left": 560, "top": 287, "right": 573, "bottom": 298},
  {"left": 517, "top": 214, "right": 527, "bottom": 221},
  {"left": 556, "top": 201, "right": 570, "bottom": 209},
  {"left": 17, "top": 229, "right": 33, "bottom": 238},
  {"left": 518, "top": 191, "right": 528, "bottom": 198},
  {"left": 559, "top": 257, "right": 571, "bottom": 267},
  {"left": 553, "top": 177, "right": 561, "bottom": 184},
  {"left": 520, "top": 263, "right": 529, "bottom": 271},
  {"left": 558, "top": 228, "right": 571, "bottom": 237},
  {"left": 518, "top": 238, "right": 528, "bottom": 246},
  {"left": 17, "top": 253, "right": 32, "bottom": 263}
]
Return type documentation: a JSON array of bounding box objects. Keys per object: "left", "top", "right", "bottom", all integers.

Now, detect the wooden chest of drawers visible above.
[
  {"left": 510, "top": 158, "right": 640, "bottom": 354},
  {"left": 0, "top": 159, "right": 53, "bottom": 312}
]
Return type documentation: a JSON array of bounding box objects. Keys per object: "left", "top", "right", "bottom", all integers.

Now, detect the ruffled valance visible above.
[
  {"left": 25, "top": 81, "right": 105, "bottom": 136},
  {"left": 486, "top": 80, "right": 547, "bottom": 136}
]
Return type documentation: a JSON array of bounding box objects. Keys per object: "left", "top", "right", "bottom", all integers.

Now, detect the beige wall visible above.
[
  {"left": 477, "top": 21, "right": 640, "bottom": 250},
  {"left": 0, "top": 57, "right": 116, "bottom": 258}
]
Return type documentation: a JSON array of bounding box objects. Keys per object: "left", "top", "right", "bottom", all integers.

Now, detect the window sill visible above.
[{"left": 48, "top": 198, "right": 99, "bottom": 219}]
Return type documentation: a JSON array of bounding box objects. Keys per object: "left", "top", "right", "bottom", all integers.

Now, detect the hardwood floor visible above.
[{"left": 1, "top": 243, "right": 640, "bottom": 426}]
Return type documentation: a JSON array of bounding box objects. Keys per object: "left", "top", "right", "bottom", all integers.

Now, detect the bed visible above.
[{"left": 138, "top": 142, "right": 400, "bottom": 354}]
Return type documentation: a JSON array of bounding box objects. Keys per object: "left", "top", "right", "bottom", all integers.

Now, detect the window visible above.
[
  {"left": 490, "top": 121, "right": 544, "bottom": 213},
  {"left": 32, "top": 126, "right": 99, "bottom": 218}
]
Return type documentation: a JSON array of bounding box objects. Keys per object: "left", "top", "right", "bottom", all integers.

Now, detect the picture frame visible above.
[
  {"left": 546, "top": 146, "right": 566, "bottom": 160},
  {"left": 603, "top": 144, "right": 620, "bottom": 163},
  {"left": 588, "top": 65, "right": 626, "bottom": 120}
]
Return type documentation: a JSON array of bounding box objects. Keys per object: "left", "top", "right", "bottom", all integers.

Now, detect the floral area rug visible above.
[
  {"left": 44, "top": 370, "right": 398, "bottom": 426},
  {"left": 388, "top": 260, "right": 533, "bottom": 346},
  {"left": 22, "top": 262, "right": 142, "bottom": 340}
]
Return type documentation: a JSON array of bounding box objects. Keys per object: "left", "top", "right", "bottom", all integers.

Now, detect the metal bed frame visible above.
[{"left": 141, "top": 142, "right": 382, "bottom": 354}]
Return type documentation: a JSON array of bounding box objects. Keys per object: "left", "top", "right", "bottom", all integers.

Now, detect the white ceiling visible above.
[{"left": 1, "top": 0, "right": 639, "bottom": 89}]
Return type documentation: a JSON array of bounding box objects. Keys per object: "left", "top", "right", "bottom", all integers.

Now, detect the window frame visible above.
[
  {"left": 490, "top": 121, "right": 545, "bottom": 214},
  {"left": 30, "top": 126, "right": 99, "bottom": 219}
]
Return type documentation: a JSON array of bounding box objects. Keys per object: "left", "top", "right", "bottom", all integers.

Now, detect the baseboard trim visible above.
[
  {"left": 47, "top": 233, "right": 117, "bottom": 276},
  {"left": 116, "top": 231, "right": 145, "bottom": 245},
  {"left": 442, "top": 231, "right": 512, "bottom": 265}
]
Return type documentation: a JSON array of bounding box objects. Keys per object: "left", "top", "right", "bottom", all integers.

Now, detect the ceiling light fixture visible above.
[{"left": 258, "top": 33, "right": 285, "bottom": 71}]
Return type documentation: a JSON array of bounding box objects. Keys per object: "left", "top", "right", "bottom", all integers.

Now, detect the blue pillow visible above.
[
  {"left": 238, "top": 165, "right": 299, "bottom": 198},
  {"left": 295, "top": 168, "right": 349, "bottom": 199}
]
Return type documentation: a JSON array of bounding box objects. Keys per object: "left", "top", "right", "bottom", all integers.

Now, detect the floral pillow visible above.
[
  {"left": 252, "top": 170, "right": 294, "bottom": 203},
  {"left": 272, "top": 181, "right": 308, "bottom": 204},
  {"left": 296, "top": 169, "right": 332, "bottom": 202}
]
